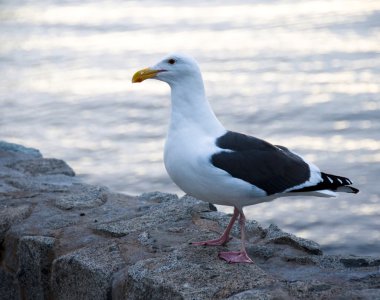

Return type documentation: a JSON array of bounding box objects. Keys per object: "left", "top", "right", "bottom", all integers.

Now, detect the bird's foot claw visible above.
[
  {"left": 218, "top": 251, "right": 254, "bottom": 264},
  {"left": 192, "top": 236, "right": 232, "bottom": 246}
]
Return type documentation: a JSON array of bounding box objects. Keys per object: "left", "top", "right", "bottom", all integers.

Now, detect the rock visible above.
[
  {"left": 51, "top": 242, "right": 126, "bottom": 300},
  {"left": 2, "top": 175, "right": 77, "bottom": 194},
  {"left": 264, "top": 224, "right": 323, "bottom": 255},
  {"left": 17, "top": 236, "right": 55, "bottom": 300},
  {"left": 6, "top": 158, "right": 75, "bottom": 177},
  {"left": 0, "top": 141, "right": 42, "bottom": 158},
  {"left": 125, "top": 246, "right": 276, "bottom": 299},
  {"left": 1, "top": 142, "right": 380, "bottom": 300},
  {"left": 340, "top": 256, "right": 380, "bottom": 268},
  {"left": 93, "top": 193, "right": 198, "bottom": 240},
  {"left": 0, "top": 269, "right": 20, "bottom": 300},
  {"left": 138, "top": 191, "right": 179, "bottom": 203},
  {"left": 93, "top": 219, "right": 132, "bottom": 237},
  {"left": 53, "top": 184, "right": 108, "bottom": 210},
  {"left": 0, "top": 204, "right": 34, "bottom": 242},
  {"left": 226, "top": 288, "right": 290, "bottom": 300}
]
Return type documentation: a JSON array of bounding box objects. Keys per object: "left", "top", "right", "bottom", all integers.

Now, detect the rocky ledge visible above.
[{"left": 0, "top": 141, "right": 379, "bottom": 300}]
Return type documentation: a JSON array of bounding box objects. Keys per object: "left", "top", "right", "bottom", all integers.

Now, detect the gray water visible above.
[{"left": 1, "top": 0, "right": 379, "bottom": 256}]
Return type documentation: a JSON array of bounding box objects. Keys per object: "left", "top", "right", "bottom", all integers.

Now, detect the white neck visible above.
[{"left": 167, "top": 76, "right": 225, "bottom": 137}]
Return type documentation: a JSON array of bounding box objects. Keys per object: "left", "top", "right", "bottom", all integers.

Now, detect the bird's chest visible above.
[{"left": 163, "top": 129, "right": 215, "bottom": 196}]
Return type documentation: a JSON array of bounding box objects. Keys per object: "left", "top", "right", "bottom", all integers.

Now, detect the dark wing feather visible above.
[
  {"left": 211, "top": 131, "right": 311, "bottom": 195},
  {"left": 290, "top": 172, "right": 359, "bottom": 194}
]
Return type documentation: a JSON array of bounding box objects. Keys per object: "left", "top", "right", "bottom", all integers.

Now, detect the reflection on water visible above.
[{"left": 1, "top": 0, "right": 379, "bottom": 255}]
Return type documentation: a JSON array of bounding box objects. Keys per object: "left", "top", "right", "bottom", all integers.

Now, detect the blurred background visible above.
[{"left": 1, "top": 0, "right": 379, "bottom": 255}]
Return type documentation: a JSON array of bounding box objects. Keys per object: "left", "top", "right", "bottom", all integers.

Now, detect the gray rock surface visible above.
[
  {"left": 0, "top": 142, "right": 379, "bottom": 300},
  {"left": 17, "top": 236, "right": 55, "bottom": 300},
  {"left": 51, "top": 242, "right": 125, "bottom": 300},
  {"left": 0, "top": 141, "right": 42, "bottom": 158}
]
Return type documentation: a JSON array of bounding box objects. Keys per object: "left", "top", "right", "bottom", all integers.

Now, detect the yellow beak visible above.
[{"left": 132, "top": 68, "right": 161, "bottom": 83}]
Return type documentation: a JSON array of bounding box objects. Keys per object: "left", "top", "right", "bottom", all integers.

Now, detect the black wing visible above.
[
  {"left": 211, "top": 131, "right": 311, "bottom": 195},
  {"left": 211, "top": 131, "right": 359, "bottom": 195}
]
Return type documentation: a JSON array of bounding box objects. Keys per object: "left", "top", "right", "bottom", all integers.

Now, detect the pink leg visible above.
[
  {"left": 218, "top": 209, "right": 254, "bottom": 264},
  {"left": 192, "top": 207, "right": 239, "bottom": 246}
]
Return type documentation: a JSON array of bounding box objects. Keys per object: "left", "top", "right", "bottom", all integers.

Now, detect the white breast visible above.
[{"left": 164, "top": 127, "right": 267, "bottom": 208}]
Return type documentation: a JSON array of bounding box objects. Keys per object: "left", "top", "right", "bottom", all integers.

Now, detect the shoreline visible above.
[{"left": 1, "top": 141, "right": 379, "bottom": 299}]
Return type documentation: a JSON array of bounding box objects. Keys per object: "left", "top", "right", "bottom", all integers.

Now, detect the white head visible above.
[
  {"left": 132, "top": 53, "right": 224, "bottom": 133},
  {"left": 132, "top": 53, "right": 203, "bottom": 87}
]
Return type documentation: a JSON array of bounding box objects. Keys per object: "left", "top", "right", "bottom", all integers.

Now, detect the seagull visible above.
[{"left": 132, "top": 53, "right": 359, "bottom": 264}]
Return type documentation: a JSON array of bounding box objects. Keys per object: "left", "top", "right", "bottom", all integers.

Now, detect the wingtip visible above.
[
  {"left": 336, "top": 186, "right": 359, "bottom": 194},
  {"left": 351, "top": 187, "right": 359, "bottom": 194}
]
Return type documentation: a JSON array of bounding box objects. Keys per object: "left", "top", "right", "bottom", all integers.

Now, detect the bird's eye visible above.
[{"left": 168, "top": 58, "right": 176, "bottom": 65}]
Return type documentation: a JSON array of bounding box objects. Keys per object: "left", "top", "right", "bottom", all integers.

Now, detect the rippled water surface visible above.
[{"left": 1, "top": 0, "right": 379, "bottom": 255}]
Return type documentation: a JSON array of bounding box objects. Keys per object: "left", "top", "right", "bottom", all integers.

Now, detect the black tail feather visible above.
[{"left": 290, "top": 172, "right": 359, "bottom": 194}]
